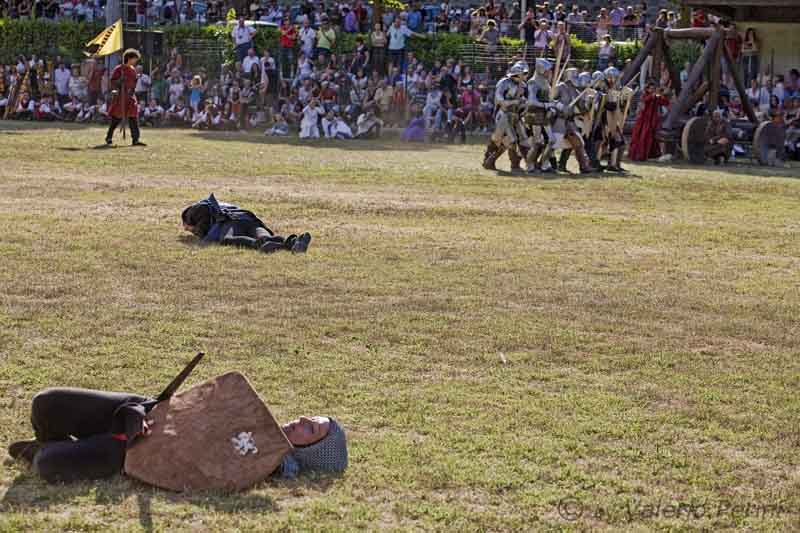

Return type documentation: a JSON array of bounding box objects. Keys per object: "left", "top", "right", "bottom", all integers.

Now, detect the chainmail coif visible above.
[{"left": 279, "top": 417, "right": 348, "bottom": 479}]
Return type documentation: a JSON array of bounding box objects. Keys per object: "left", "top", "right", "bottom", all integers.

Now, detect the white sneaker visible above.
[{"left": 657, "top": 153, "right": 672, "bottom": 163}]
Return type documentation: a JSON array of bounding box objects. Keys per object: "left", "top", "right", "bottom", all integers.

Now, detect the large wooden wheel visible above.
[
  {"left": 681, "top": 116, "right": 710, "bottom": 164},
  {"left": 753, "top": 120, "right": 786, "bottom": 165}
]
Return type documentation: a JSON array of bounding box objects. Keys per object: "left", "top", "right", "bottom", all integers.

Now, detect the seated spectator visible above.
[
  {"left": 142, "top": 98, "right": 165, "bottom": 127},
  {"left": 68, "top": 64, "right": 88, "bottom": 102},
  {"left": 402, "top": 111, "right": 426, "bottom": 142},
  {"left": 321, "top": 110, "right": 353, "bottom": 139},
  {"left": 165, "top": 97, "right": 191, "bottom": 126},
  {"left": 62, "top": 96, "right": 83, "bottom": 121},
  {"left": 35, "top": 95, "right": 61, "bottom": 121},
  {"left": 356, "top": 107, "right": 382, "bottom": 139},
  {"left": 191, "top": 102, "right": 209, "bottom": 129},
  {"left": 12, "top": 92, "right": 34, "bottom": 120},
  {"left": 264, "top": 113, "right": 290, "bottom": 136}
]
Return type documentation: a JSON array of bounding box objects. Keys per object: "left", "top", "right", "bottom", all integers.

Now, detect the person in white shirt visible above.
[
  {"left": 63, "top": 96, "right": 84, "bottom": 120},
  {"left": 68, "top": 64, "right": 88, "bottom": 102},
  {"left": 232, "top": 17, "right": 257, "bottom": 62},
  {"left": 166, "top": 98, "right": 190, "bottom": 125},
  {"left": 299, "top": 98, "right": 322, "bottom": 138},
  {"left": 298, "top": 19, "right": 316, "bottom": 59},
  {"left": 387, "top": 17, "right": 423, "bottom": 71},
  {"left": 192, "top": 105, "right": 209, "bottom": 129},
  {"left": 322, "top": 110, "right": 353, "bottom": 139},
  {"left": 242, "top": 48, "right": 260, "bottom": 77},
  {"left": 356, "top": 108, "right": 383, "bottom": 139},
  {"left": 53, "top": 63, "right": 71, "bottom": 105},
  {"left": 143, "top": 99, "right": 165, "bottom": 126},
  {"left": 135, "top": 65, "right": 151, "bottom": 103},
  {"left": 168, "top": 75, "right": 185, "bottom": 106},
  {"left": 423, "top": 85, "right": 442, "bottom": 128}
]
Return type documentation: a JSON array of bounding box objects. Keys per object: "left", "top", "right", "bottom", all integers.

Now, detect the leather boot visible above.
[
  {"left": 8, "top": 440, "right": 41, "bottom": 463},
  {"left": 509, "top": 148, "right": 523, "bottom": 171},
  {"left": 558, "top": 150, "right": 571, "bottom": 172}
]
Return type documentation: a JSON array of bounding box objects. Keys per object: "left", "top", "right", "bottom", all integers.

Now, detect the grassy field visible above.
[{"left": 0, "top": 122, "right": 798, "bottom": 532}]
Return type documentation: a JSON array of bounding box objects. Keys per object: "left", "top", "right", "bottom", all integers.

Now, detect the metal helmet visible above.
[
  {"left": 578, "top": 71, "right": 593, "bottom": 89},
  {"left": 564, "top": 67, "right": 579, "bottom": 86},
  {"left": 604, "top": 66, "right": 620, "bottom": 84},
  {"left": 592, "top": 71, "right": 605, "bottom": 84},
  {"left": 535, "top": 58, "right": 553, "bottom": 75},
  {"left": 507, "top": 61, "right": 529, "bottom": 78}
]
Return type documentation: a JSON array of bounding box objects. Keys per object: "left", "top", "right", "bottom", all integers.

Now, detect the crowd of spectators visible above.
[
  {"left": 1, "top": 2, "right": 798, "bottom": 157},
  {"left": 0, "top": 0, "right": 665, "bottom": 44}
]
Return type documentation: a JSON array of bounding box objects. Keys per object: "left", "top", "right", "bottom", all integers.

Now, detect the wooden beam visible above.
[
  {"left": 652, "top": 33, "right": 664, "bottom": 87},
  {"left": 722, "top": 44, "right": 759, "bottom": 124},
  {"left": 686, "top": 81, "right": 709, "bottom": 111},
  {"left": 708, "top": 36, "right": 722, "bottom": 111},
  {"left": 620, "top": 31, "right": 658, "bottom": 87},
  {"left": 662, "top": 40, "right": 682, "bottom": 94},
  {"left": 662, "top": 31, "right": 723, "bottom": 133}
]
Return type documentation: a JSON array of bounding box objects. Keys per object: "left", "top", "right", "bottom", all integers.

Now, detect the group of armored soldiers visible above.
[{"left": 483, "top": 59, "right": 634, "bottom": 175}]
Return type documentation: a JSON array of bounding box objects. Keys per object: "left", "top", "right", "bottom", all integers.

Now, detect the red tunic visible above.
[
  {"left": 109, "top": 64, "right": 139, "bottom": 119},
  {"left": 628, "top": 93, "right": 669, "bottom": 161}
]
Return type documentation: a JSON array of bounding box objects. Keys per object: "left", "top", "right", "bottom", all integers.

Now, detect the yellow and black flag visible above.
[{"left": 85, "top": 19, "right": 123, "bottom": 58}]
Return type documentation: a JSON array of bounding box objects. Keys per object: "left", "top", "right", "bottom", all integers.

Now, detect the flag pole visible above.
[{"left": 121, "top": 16, "right": 127, "bottom": 140}]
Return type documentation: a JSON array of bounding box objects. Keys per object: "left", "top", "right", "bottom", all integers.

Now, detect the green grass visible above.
[{"left": 0, "top": 122, "right": 799, "bottom": 531}]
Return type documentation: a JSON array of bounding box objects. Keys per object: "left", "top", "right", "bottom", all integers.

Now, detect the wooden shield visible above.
[
  {"left": 753, "top": 121, "right": 786, "bottom": 165},
  {"left": 124, "top": 372, "right": 292, "bottom": 492},
  {"left": 681, "top": 116, "right": 709, "bottom": 165}
]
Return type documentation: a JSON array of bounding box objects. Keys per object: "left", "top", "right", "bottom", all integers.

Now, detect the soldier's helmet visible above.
[
  {"left": 535, "top": 58, "right": 553, "bottom": 75},
  {"left": 603, "top": 66, "right": 621, "bottom": 84},
  {"left": 591, "top": 71, "right": 606, "bottom": 87},
  {"left": 564, "top": 67, "right": 579, "bottom": 86},
  {"left": 507, "top": 61, "right": 529, "bottom": 78},
  {"left": 578, "top": 71, "right": 593, "bottom": 89}
]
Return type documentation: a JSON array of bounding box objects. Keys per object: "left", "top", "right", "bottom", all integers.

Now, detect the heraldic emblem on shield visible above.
[{"left": 124, "top": 371, "right": 292, "bottom": 492}]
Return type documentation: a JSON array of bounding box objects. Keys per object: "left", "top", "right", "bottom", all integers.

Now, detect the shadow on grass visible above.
[
  {"left": 630, "top": 159, "right": 800, "bottom": 179},
  {"left": 1, "top": 469, "right": 339, "bottom": 530},
  {"left": 193, "top": 130, "right": 487, "bottom": 151}
]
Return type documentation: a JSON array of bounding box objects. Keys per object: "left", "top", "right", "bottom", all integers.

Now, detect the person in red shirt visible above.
[
  {"left": 279, "top": 18, "right": 297, "bottom": 79},
  {"left": 106, "top": 49, "right": 146, "bottom": 147}
]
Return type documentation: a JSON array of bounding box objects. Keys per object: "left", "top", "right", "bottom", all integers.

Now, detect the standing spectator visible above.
[
  {"left": 53, "top": 62, "right": 71, "bottom": 107},
  {"left": 520, "top": 11, "right": 537, "bottom": 63},
  {"left": 342, "top": 7, "right": 358, "bottom": 33},
  {"left": 741, "top": 28, "right": 759, "bottom": 85},
  {"left": 68, "top": 64, "right": 88, "bottom": 102},
  {"left": 136, "top": 0, "right": 147, "bottom": 27},
  {"left": 298, "top": 18, "right": 316, "bottom": 60},
  {"left": 315, "top": 16, "right": 337, "bottom": 66},
  {"left": 597, "top": 35, "right": 615, "bottom": 71},
  {"left": 279, "top": 17, "right": 297, "bottom": 79},
  {"left": 232, "top": 17, "right": 256, "bottom": 62},
  {"left": 608, "top": 2, "right": 625, "bottom": 40},
  {"left": 596, "top": 8, "right": 611, "bottom": 41},
  {"left": 533, "top": 19, "right": 551, "bottom": 56},
  {"left": 242, "top": 47, "right": 260, "bottom": 79},
  {"left": 299, "top": 97, "right": 321, "bottom": 138},
  {"left": 622, "top": 6, "right": 638, "bottom": 41},
  {"left": 87, "top": 63, "right": 104, "bottom": 106},
  {"left": 407, "top": 1, "right": 425, "bottom": 33},
  {"left": 135, "top": 65, "right": 151, "bottom": 105},
  {"left": 387, "top": 17, "right": 423, "bottom": 72},
  {"left": 370, "top": 23, "right": 387, "bottom": 75}
]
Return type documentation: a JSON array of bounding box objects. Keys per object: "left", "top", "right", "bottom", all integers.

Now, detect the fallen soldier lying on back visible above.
[
  {"left": 181, "top": 193, "right": 312, "bottom": 254},
  {"left": 8, "top": 371, "right": 347, "bottom": 490}
]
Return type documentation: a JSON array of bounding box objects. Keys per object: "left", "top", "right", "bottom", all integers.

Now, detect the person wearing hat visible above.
[
  {"left": 479, "top": 19, "right": 500, "bottom": 80},
  {"left": 8, "top": 384, "right": 347, "bottom": 484},
  {"left": 105, "top": 48, "right": 145, "bottom": 147}
]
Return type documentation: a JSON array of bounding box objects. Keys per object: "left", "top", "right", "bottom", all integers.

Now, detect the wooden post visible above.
[
  {"left": 661, "top": 39, "right": 682, "bottom": 93},
  {"left": 620, "top": 30, "right": 658, "bottom": 87},
  {"left": 652, "top": 32, "right": 664, "bottom": 87},
  {"left": 708, "top": 33, "right": 722, "bottom": 111},
  {"left": 722, "top": 45, "right": 758, "bottom": 124},
  {"left": 661, "top": 31, "right": 722, "bottom": 133}
]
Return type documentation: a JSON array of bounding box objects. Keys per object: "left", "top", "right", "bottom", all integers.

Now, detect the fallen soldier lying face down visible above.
[
  {"left": 181, "top": 193, "right": 311, "bottom": 254},
  {"left": 7, "top": 372, "right": 347, "bottom": 490}
]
